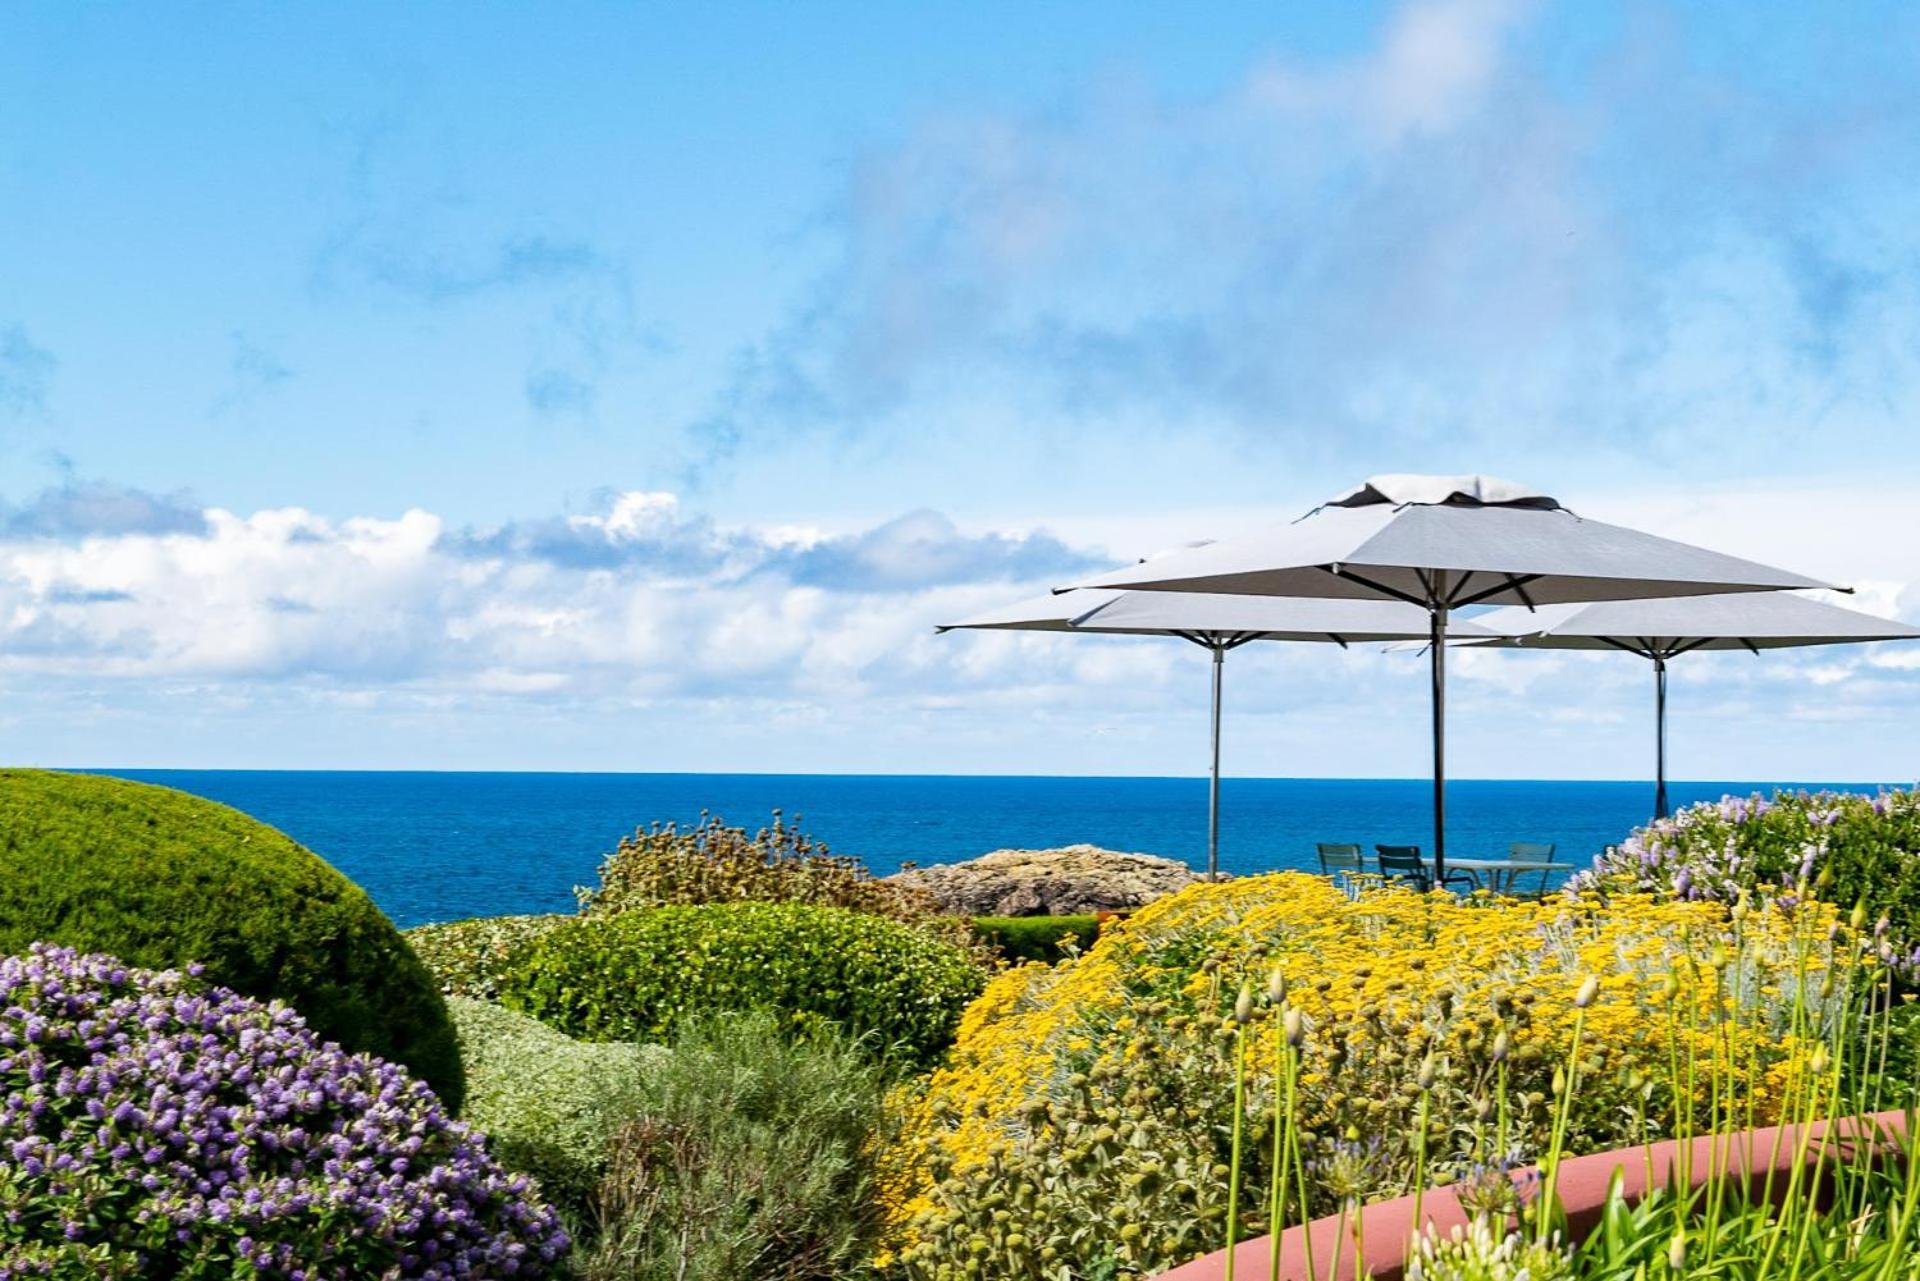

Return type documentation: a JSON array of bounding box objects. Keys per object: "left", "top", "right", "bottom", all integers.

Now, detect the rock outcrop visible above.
[{"left": 887, "top": 844, "right": 1203, "bottom": 917}]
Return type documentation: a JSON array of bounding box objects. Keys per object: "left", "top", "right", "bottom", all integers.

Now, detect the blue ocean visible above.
[{"left": 88, "top": 771, "right": 1909, "bottom": 930}]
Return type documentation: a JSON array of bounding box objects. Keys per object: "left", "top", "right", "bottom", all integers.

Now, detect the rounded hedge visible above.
[
  {"left": 450, "top": 995, "right": 666, "bottom": 1227},
  {"left": 0, "top": 769, "right": 463, "bottom": 1110},
  {"left": 498, "top": 902, "right": 984, "bottom": 1068},
  {"left": 0, "top": 944, "right": 567, "bottom": 1279}
]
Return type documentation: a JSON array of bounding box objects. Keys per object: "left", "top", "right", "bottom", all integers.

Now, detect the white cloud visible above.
[{"left": 2, "top": 476, "right": 1917, "bottom": 778}]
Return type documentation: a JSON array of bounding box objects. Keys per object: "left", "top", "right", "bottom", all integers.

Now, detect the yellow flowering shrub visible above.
[{"left": 887, "top": 874, "right": 1848, "bottom": 1281}]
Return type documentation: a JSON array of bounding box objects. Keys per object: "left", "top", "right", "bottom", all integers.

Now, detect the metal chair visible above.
[
  {"left": 1374, "top": 845, "right": 1432, "bottom": 892},
  {"left": 1317, "top": 842, "right": 1366, "bottom": 897},
  {"left": 1504, "top": 841, "right": 1558, "bottom": 899},
  {"left": 1377, "top": 844, "right": 1478, "bottom": 893},
  {"left": 1316, "top": 842, "right": 1365, "bottom": 875}
]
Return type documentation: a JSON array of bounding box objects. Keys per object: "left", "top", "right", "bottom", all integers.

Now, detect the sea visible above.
[{"left": 86, "top": 771, "right": 1910, "bottom": 930}]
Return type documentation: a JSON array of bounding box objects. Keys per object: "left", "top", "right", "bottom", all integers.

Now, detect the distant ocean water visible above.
[{"left": 88, "top": 771, "right": 1908, "bottom": 930}]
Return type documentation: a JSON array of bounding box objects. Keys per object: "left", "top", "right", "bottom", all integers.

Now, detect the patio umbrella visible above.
[
  {"left": 939, "top": 589, "right": 1463, "bottom": 880},
  {"left": 1464, "top": 592, "right": 1920, "bottom": 820},
  {"left": 1065, "top": 474, "right": 1838, "bottom": 882}
]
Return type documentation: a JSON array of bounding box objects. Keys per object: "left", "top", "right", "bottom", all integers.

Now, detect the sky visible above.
[{"left": 3, "top": 0, "right": 1920, "bottom": 780}]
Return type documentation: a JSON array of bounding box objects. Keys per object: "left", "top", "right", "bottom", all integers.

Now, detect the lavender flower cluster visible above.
[
  {"left": 1569, "top": 790, "right": 1920, "bottom": 972},
  {"left": 0, "top": 944, "right": 568, "bottom": 1280},
  {"left": 1567, "top": 793, "right": 1781, "bottom": 904}
]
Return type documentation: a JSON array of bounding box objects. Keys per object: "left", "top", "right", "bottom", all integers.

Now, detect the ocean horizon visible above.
[{"left": 77, "top": 769, "right": 1911, "bottom": 930}]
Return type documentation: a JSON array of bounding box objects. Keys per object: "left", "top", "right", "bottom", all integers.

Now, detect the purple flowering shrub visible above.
[
  {"left": 1573, "top": 788, "right": 1920, "bottom": 964},
  {"left": 0, "top": 944, "right": 569, "bottom": 1281}
]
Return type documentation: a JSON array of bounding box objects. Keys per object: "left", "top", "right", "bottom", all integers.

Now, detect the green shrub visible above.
[
  {"left": 584, "top": 1010, "right": 894, "bottom": 1281},
  {"left": 450, "top": 996, "right": 665, "bottom": 1227},
  {"left": 578, "top": 811, "right": 987, "bottom": 961},
  {"left": 969, "top": 913, "right": 1102, "bottom": 963},
  {"left": 1578, "top": 789, "right": 1920, "bottom": 953},
  {"left": 499, "top": 902, "right": 983, "bottom": 1068},
  {"left": 408, "top": 913, "right": 571, "bottom": 999},
  {"left": 0, "top": 768, "right": 463, "bottom": 1110}
]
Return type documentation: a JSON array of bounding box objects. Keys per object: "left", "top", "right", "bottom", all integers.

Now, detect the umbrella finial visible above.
[{"left": 1324, "top": 474, "right": 1564, "bottom": 512}]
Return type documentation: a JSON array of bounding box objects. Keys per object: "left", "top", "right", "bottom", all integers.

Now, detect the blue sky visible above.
[{"left": 4, "top": 0, "right": 1920, "bottom": 779}]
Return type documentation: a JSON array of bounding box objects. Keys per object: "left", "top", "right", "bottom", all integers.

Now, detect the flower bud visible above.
[
  {"left": 1552, "top": 1067, "right": 1567, "bottom": 1096},
  {"left": 1416, "top": 1054, "right": 1437, "bottom": 1092},
  {"left": 1283, "top": 1007, "right": 1305, "bottom": 1049},
  {"left": 1668, "top": 1231, "right": 1686, "bottom": 1272},
  {"left": 1234, "top": 983, "right": 1255, "bottom": 1025},
  {"left": 1491, "top": 1030, "right": 1510, "bottom": 1063},
  {"left": 1267, "top": 967, "right": 1287, "bottom": 1006},
  {"left": 1852, "top": 901, "right": 1869, "bottom": 932},
  {"left": 1809, "top": 1045, "right": 1830, "bottom": 1075},
  {"left": 1574, "top": 975, "right": 1600, "bottom": 1009}
]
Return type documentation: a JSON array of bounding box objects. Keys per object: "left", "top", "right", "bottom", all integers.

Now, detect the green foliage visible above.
[
  {"left": 577, "top": 810, "right": 986, "bottom": 960},
  {"left": 407, "top": 914, "right": 571, "bottom": 1000},
  {"left": 450, "top": 996, "right": 665, "bottom": 1228},
  {"left": 900, "top": 1021, "right": 1244, "bottom": 1278},
  {"left": 499, "top": 902, "right": 983, "bottom": 1068},
  {"left": 584, "top": 1010, "right": 894, "bottom": 1281},
  {"left": 0, "top": 768, "right": 463, "bottom": 1110},
  {"left": 1581, "top": 789, "right": 1920, "bottom": 952},
  {"left": 970, "top": 914, "right": 1101, "bottom": 963}
]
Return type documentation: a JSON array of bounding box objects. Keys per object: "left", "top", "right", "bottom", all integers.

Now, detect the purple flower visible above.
[{"left": 0, "top": 944, "right": 567, "bottom": 1278}]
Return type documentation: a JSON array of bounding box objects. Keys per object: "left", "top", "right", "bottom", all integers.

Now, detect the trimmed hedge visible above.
[
  {"left": 578, "top": 811, "right": 992, "bottom": 964},
  {"left": 970, "top": 914, "right": 1102, "bottom": 963},
  {"left": 450, "top": 996, "right": 665, "bottom": 1228},
  {"left": 407, "top": 913, "right": 572, "bottom": 1000},
  {"left": 0, "top": 768, "right": 463, "bottom": 1110},
  {"left": 499, "top": 902, "right": 983, "bottom": 1068}
]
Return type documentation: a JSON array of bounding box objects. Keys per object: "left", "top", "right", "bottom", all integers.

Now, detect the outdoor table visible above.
[{"left": 1421, "top": 856, "right": 1575, "bottom": 895}]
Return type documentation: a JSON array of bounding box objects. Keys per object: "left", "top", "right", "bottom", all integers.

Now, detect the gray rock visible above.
[{"left": 886, "top": 843, "right": 1204, "bottom": 917}]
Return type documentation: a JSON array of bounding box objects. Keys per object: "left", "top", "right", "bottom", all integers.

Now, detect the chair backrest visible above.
[
  {"left": 1374, "top": 845, "right": 1428, "bottom": 889},
  {"left": 1508, "top": 841, "right": 1556, "bottom": 861},
  {"left": 1316, "top": 842, "right": 1364, "bottom": 872}
]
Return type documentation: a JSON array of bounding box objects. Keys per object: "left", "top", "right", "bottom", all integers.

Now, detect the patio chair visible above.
[
  {"left": 1374, "top": 845, "right": 1431, "bottom": 892},
  {"left": 1503, "top": 841, "right": 1558, "bottom": 899},
  {"left": 1316, "top": 842, "right": 1365, "bottom": 875},
  {"left": 1316, "top": 842, "right": 1366, "bottom": 897},
  {"left": 1377, "top": 844, "right": 1477, "bottom": 893}
]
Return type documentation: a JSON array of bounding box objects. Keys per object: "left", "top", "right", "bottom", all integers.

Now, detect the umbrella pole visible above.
[
  {"left": 1654, "top": 656, "right": 1669, "bottom": 821},
  {"left": 1208, "top": 642, "right": 1224, "bottom": 882},
  {"left": 1430, "top": 600, "right": 1448, "bottom": 884}
]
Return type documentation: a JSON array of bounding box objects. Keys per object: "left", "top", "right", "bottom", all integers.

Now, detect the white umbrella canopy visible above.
[
  {"left": 1466, "top": 593, "right": 1920, "bottom": 820},
  {"left": 1071, "top": 475, "right": 1832, "bottom": 607},
  {"left": 940, "top": 588, "right": 1479, "bottom": 642},
  {"left": 1065, "top": 474, "right": 1841, "bottom": 880},
  {"left": 939, "top": 589, "right": 1473, "bottom": 879}
]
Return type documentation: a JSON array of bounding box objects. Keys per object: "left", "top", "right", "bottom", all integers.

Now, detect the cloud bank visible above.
[{"left": 1, "top": 478, "right": 1916, "bottom": 780}]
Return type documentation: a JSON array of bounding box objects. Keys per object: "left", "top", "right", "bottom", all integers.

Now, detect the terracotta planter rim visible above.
[{"left": 1149, "top": 1109, "right": 1910, "bottom": 1281}]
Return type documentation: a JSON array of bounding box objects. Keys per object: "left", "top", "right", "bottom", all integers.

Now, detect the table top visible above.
[{"left": 1423, "top": 856, "right": 1576, "bottom": 872}]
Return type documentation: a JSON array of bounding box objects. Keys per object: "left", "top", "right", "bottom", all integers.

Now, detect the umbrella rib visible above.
[
  {"left": 1600, "top": 636, "right": 1655, "bottom": 660},
  {"left": 1453, "top": 573, "right": 1543, "bottom": 609},
  {"left": 1319, "top": 564, "right": 1430, "bottom": 609},
  {"left": 1173, "top": 630, "right": 1265, "bottom": 651},
  {"left": 1671, "top": 637, "right": 1714, "bottom": 659}
]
